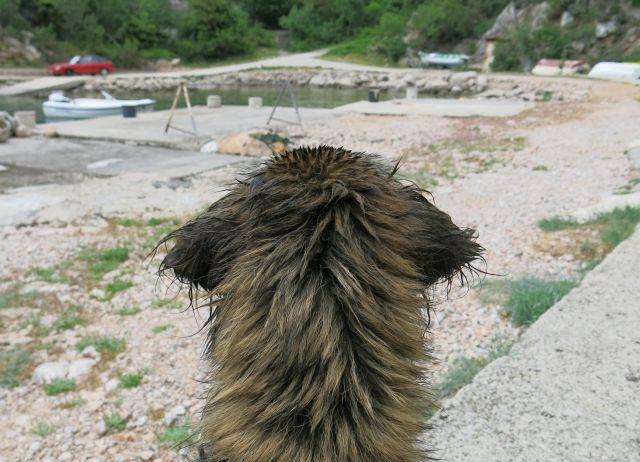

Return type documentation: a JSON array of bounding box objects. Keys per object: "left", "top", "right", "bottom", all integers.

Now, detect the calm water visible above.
[{"left": 0, "top": 85, "right": 403, "bottom": 123}]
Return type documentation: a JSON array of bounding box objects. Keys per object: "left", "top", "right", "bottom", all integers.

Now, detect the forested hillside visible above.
[{"left": 1, "top": 0, "right": 639, "bottom": 70}]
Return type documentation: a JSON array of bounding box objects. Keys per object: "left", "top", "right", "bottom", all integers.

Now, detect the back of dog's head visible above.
[
  {"left": 160, "top": 145, "right": 482, "bottom": 294},
  {"left": 157, "top": 146, "right": 483, "bottom": 462}
]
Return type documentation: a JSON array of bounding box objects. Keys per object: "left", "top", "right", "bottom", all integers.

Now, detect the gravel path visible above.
[
  {"left": 1, "top": 79, "right": 639, "bottom": 461},
  {"left": 429, "top": 225, "right": 640, "bottom": 462}
]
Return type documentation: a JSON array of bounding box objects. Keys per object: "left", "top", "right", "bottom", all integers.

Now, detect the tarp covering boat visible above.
[
  {"left": 43, "top": 91, "right": 156, "bottom": 120},
  {"left": 588, "top": 62, "right": 640, "bottom": 82},
  {"left": 418, "top": 52, "right": 470, "bottom": 68}
]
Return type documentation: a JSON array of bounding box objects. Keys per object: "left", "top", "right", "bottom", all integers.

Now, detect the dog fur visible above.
[{"left": 157, "top": 146, "right": 483, "bottom": 462}]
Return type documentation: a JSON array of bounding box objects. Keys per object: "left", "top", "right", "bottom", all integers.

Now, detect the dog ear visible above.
[
  {"left": 407, "top": 190, "right": 484, "bottom": 287},
  {"left": 157, "top": 195, "right": 241, "bottom": 293}
]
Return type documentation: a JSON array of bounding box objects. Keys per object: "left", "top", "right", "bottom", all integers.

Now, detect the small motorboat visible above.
[
  {"left": 43, "top": 91, "right": 156, "bottom": 120},
  {"left": 418, "top": 52, "right": 470, "bottom": 69}
]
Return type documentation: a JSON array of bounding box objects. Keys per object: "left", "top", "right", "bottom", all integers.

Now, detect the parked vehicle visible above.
[
  {"left": 48, "top": 55, "right": 114, "bottom": 76},
  {"left": 418, "top": 52, "right": 469, "bottom": 69},
  {"left": 43, "top": 91, "right": 155, "bottom": 120}
]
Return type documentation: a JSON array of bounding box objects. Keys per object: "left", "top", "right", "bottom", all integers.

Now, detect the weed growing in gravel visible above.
[
  {"left": 32, "top": 267, "right": 59, "bottom": 283},
  {"left": 104, "top": 413, "right": 127, "bottom": 433},
  {"left": 30, "top": 422, "right": 56, "bottom": 437},
  {"left": 43, "top": 378, "right": 76, "bottom": 396},
  {"left": 152, "top": 324, "right": 175, "bottom": 334},
  {"left": 159, "top": 424, "right": 191, "bottom": 446},
  {"left": 80, "top": 246, "right": 130, "bottom": 276},
  {"left": 532, "top": 165, "right": 548, "bottom": 171},
  {"left": 147, "top": 217, "right": 181, "bottom": 227},
  {"left": 118, "top": 369, "right": 148, "bottom": 388},
  {"left": 0, "top": 288, "right": 40, "bottom": 309},
  {"left": 539, "top": 207, "right": 640, "bottom": 253},
  {"left": 114, "top": 218, "right": 144, "bottom": 228},
  {"left": 104, "top": 278, "right": 134, "bottom": 299},
  {"left": 0, "top": 348, "right": 31, "bottom": 388},
  {"left": 614, "top": 178, "right": 640, "bottom": 195},
  {"left": 438, "top": 339, "right": 512, "bottom": 399},
  {"left": 117, "top": 306, "right": 141, "bottom": 316},
  {"left": 76, "top": 336, "right": 126, "bottom": 356},
  {"left": 484, "top": 277, "right": 578, "bottom": 326},
  {"left": 53, "top": 305, "right": 84, "bottom": 331},
  {"left": 153, "top": 298, "right": 183, "bottom": 311},
  {"left": 59, "top": 398, "right": 85, "bottom": 409}
]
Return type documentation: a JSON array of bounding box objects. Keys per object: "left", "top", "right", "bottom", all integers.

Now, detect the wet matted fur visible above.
[{"left": 157, "top": 146, "right": 483, "bottom": 462}]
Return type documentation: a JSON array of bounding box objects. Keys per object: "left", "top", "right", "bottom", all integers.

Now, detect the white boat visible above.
[
  {"left": 418, "top": 52, "right": 470, "bottom": 68},
  {"left": 43, "top": 91, "right": 156, "bottom": 120},
  {"left": 588, "top": 62, "right": 640, "bottom": 82}
]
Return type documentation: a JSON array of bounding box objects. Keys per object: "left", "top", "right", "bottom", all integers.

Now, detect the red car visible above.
[{"left": 49, "top": 55, "right": 115, "bottom": 76}]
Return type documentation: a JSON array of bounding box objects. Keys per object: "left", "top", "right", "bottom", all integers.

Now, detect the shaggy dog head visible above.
[{"left": 157, "top": 146, "right": 483, "bottom": 462}]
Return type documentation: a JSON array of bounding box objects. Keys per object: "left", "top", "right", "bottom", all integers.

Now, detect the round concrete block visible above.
[
  {"left": 248, "top": 97, "right": 263, "bottom": 109},
  {"left": 207, "top": 95, "right": 222, "bottom": 108}
]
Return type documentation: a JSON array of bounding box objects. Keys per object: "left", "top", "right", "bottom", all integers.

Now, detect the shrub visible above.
[
  {"left": 104, "top": 278, "right": 134, "bottom": 299},
  {"left": 30, "top": 422, "right": 56, "bottom": 437},
  {"left": 81, "top": 246, "right": 130, "bottom": 275},
  {"left": 117, "top": 306, "right": 141, "bottom": 316},
  {"left": 118, "top": 369, "right": 147, "bottom": 388},
  {"left": 152, "top": 324, "right": 175, "bottom": 334},
  {"left": 104, "top": 413, "right": 127, "bottom": 433}
]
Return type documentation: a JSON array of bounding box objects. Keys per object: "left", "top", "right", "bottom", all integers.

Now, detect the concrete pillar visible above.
[
  {"left": 248, "top": 97, "right": 263, "bottom": 109},
  {"left": 207, "top": 95, "right": 221, "bottom": 108},
  {"left": 14, "top": 111, "right": 37, "bottom": 129},
  {"left": 406, "top": 86, "right": 418, "bottom": 100}
]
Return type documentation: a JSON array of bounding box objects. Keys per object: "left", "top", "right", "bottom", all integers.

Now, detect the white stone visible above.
[
  {"left": 94, "top": 420, "right": 107, "bottom": 436},
  {"left": 81, "top": 346, "right": 101, "bottom": 359},
  {"left": 596, "top": 20, "right": 617, "bottom": 39},
  {"left": 137, "top": 451, "right": 155, "bottom": 461},
  {"left": 59, "top": 452, "right": 73, "bottom": 461},
  {"left": 43, "top": 125, "right": 58, "bottom": 138},
  {"left": 164, "top": 404, "right": 186, "bottom": 426},
  {"left": 0, "top": 164, "right": 7, "bottom": 171},
  {"left": 560, "top": 10, "right": 574, "bottom": 27},
  {"left": 14, "top": 111, "right": 36, "bottom": 130},
  {"left": 33, "top": 361, "right": 69, "bottom": 384},
  {"left": 450, "top": 71, "right": 477, "bottom": 87},
  {"left": 68, "top": 358, "right": 96, "bottom": 380},
  {"left": 200, "top": 140, "right": 218, "bottom": 153},
  {"left": 104, "top": 378, "right": 119, "bottom": 393},
  {"left": 406, "top": 87, "right": 418, "bottom": 100}
]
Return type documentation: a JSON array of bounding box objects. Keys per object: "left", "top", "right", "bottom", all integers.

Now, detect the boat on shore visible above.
[{"left": 43, "top": 91, "right": 156, "bottom": 120}]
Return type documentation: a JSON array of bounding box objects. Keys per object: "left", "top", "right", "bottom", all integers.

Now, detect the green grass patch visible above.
[
  {"left": 80, "top": 246, "right": 130, "bottom": 276},
  {"left": 0, "top": 348, "right": 32, "bottom": 388},
  {"left": 117, "top": 306, "right": 141, "bottom": 316},
  {"left": 152, "top": 324, "right": 175, "bottom": 334},
  {"left": 159, "top": 424, "right": 191, "bottom": 446},
  {"left": 484, "top": 277, "right": 578, "bottom": 326},
  {"left": 532, "top": 165, "right": 548, "bottom": 171},
  {"left": 114, "top": 218, "right": 145, "bottom": 228},
  {"left": 104, "top": 278, "right": 134, "bottom": 299},
  {"left": 539, "top": 207, "right": 640, "bottom": 252},
  {"left": 438, "top": 340, "right": 512, "bottom": 398},
  {"left": 0, "top": 289, "right": 40, "bottom": 309},
  {"left": 30, "top": 422, "right": 56, "bottom": 437},
  {"left": 118, "top": 369, "right": 147, "bottom": 388},
  {"left": 43, "top": 378, "right": 76, "bottom": 396},
  {"left": 146, "top": 217, "right": 181, "bottom": 227},
  {"left": 53, "top": 306, "right": 84, "bottom": 331},
  {"left": 104, "top": 413, "right": 127, "bottom": 433},
  {"left": 76, "top": 336, "right": 126, "bottom": 356},
  {"left": 32, "top": 267, "right": 59, "bottom": 283}
]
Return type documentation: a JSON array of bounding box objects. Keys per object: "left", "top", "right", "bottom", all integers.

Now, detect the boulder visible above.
[
  {"left": 0, "top": 115, "right": 10, "bottom": 142},
  {"left": 33, "top": 361, "right": 69, "bottom": 384},
  {"left": 596, "top": 20, "right": 617, "bottom": 39},
  {"left": 14, "top": 111, "right": 36, "bottom": 130},
  {"left": 43, "top": 126, "right": 58, "bottom": 138},
  {"left": 15, "top": 124, "right": 31, "bottom": 138},
  {"left": 68, "top": 358, "right": 96, "bottom": 380},
  {"left": 450, "top": 71, "right": 478, "bottom": 87},
  {"left": 561, "top": 10, "right": 574, "bottom": 28},
  {"left": 217, "top": 132, "right": 272, "bottom": 157}
]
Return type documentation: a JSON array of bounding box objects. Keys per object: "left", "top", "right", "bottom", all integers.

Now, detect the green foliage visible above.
[
  {"left": 76, "top": 336, "right": 126, "bottom": 355},
  {"left": 43, "top": 378, "right": 76, "bottom": 395},
  {"left": 377, "top": 12, "right": 408, "bottom": 62},
  {"left": 539, "top": 207, "right": 640, "bottom": 252},
  {"left": 159, "top": 424, "right": 191, "bottom": 446},
  {"left": 104, "top": 278, "right": 134, "bottom": 299},
  {"left": 488, "top": 277, "right": 578, "bottom": 326},
  {"left": 117, "top": 306, "right": 141, "bottom": 316},
  {"left": 397, "top": 170, "right": 439, "bottom": 188},
  {"left": 118, "top": 369, "right": 147, "bottom": 388},
  {"left": 152, "top": 323, "right": 175, "bottom": 333},
  {"left": 81, "top": 246, "right": 130, "bottom": 275},
  {"left": 177, "top": 0, "right": 254, "bottom": 61},
  {"left": 53, "top": 306, "right": 84, "bottom": 331},
  {"left": 0, "top": 348, "right": 31, "bottom": 389},
  {"left": 30, "top": 422, "right": 56, "bottom": 437},
  {"left": 0, "top": 289, "right": 40, "bottom": 309},
  {"left": 104, "top": 413, "right": 127, "bottom": 433},
  {"left": 32, "top": 267, "right": 58, "bottom": 283},
  {"left": 240, "top": 0, "right": 292, "bottom": 28},
  {"left": 438, "top": 339, "right": 512, "bottom": 398},
  {"left": 532, "top": 165, "right": 548, "bottom": 171}
]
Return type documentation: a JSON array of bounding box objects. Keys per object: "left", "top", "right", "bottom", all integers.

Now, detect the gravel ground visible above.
[{"left": 1, "top": 78, "right": 639, "bottom": 461}]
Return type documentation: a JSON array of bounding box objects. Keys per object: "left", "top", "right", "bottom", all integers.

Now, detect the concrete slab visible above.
[
  {"left": 0, "top": 138, "right": 245, "bottom": 191},
  {"left": 44, "top": 105, "right": 336, "bottom": 150},
  {"left": 334, "top": 98, "right": 534, "bottom": 118},
  {"left": 429, "top": 226, "right": 640, "bottom": 461},
  {"left": 0, "top": 76, "right": 88, "bottom": 96}
]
